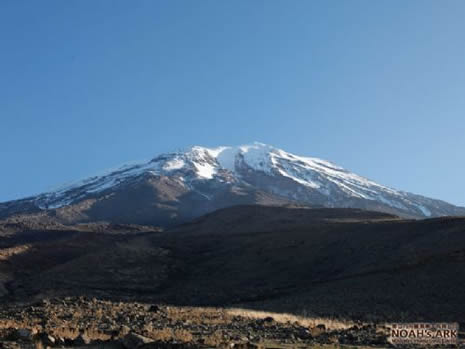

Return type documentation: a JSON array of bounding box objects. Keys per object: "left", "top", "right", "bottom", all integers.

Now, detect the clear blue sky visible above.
[{"left": 1, "top": 1, "right": 464, "bottom": 206}]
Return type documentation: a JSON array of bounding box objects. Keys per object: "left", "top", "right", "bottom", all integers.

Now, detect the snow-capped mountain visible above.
[{"left": 1, "top": 142, "right": 464, "bottom": 225}]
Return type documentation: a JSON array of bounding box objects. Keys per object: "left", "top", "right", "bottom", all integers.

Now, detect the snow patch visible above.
[
  {"left": 194, "top": 162, "right": 216, "bottom": 179},
  {"left": 214, "top": 147, "right": 237, "bottom": 171},
  {"left": 416, "top": 204, "right": 432, "bottom": 217},
  {"left": 163, "top": 158, "right": 185, "bottom": 171}
]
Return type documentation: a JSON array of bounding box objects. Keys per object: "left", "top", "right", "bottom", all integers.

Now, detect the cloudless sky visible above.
[{"left": 1, "top": 1, "right": 464, "bottom": 206}]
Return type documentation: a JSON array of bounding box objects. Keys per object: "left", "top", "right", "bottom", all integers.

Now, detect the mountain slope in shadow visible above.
[{"left": 1, "top": 205, "right": 464, "bottom": 323}]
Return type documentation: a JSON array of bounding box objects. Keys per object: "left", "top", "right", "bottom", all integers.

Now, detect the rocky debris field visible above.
[{"left": 0, "top": 297, "right": 395, "bottom": 349}]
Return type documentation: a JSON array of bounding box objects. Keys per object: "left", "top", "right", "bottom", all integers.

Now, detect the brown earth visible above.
[{"left": 0, "top": 205, "right": 465, "bottom": 347}]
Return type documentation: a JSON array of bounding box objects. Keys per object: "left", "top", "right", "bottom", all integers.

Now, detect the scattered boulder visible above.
[
  {"left": 16, "top": 328, "right": 34, "bottom": 340},
  {"left": 56, "top": 336, "right": 66, "bottom": 346},
  {"left": 230, "top": 343, "right": 262, "bottom": 349},
  {"left": 120, "top": 325, "right": 131, "bottom": 337},
  {"left": 47, "top": 334, "right": 56, "bottom": 345},
  {"left": 263, "top": 317, "right": 274, "bottom": 323},
  {"left": 74, "top": 333, "right": 92, "bottom": 345},
  {"left": 39, "top": 334, "right": 56, "bottom": 346},
  {"left": 310, "top": 323, "right": 326, "bottom": 337},
  {"left": 122, "top": 332, "right": 154, "bottom": 349},
  {"left": 148, "top": 305, "right": 160, "bottom": 313}
]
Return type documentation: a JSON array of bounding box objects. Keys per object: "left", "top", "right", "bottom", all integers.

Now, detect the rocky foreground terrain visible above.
[
  {"left": 0, "top": 205, "right": 465, "bottom": 348},
  {"left": 0, "top": 297, "right": 391, "bottom": 348}
]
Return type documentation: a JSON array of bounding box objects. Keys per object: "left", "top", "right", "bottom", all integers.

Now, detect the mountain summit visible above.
[{"left": 1, "top": 142, "right": 464, "bottom": 225}]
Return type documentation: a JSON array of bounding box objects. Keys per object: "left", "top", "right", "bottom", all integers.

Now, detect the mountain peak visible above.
[{"left": 1, "top": 143, "right": 464, "bottom": 223}]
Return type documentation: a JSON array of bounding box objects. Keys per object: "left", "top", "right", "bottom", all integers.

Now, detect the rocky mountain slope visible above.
[{"left": 1, "top": 143, "right": 464, "bottom": 226}]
